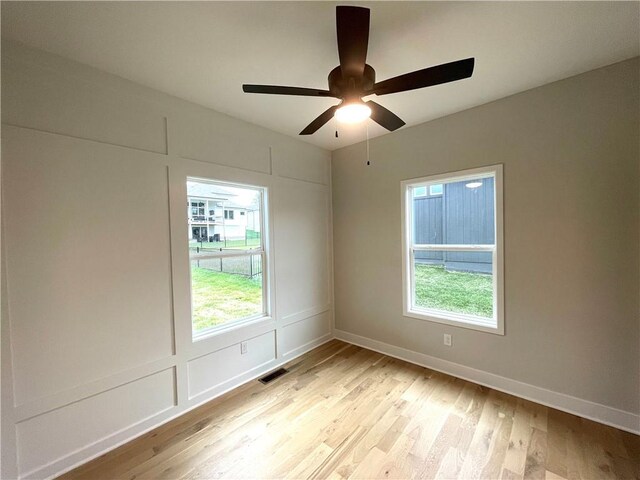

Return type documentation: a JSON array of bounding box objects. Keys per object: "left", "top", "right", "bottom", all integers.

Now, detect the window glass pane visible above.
[
  {"left": 412, "top": 176, "right": 494, "bottom": 245},
  {"left": 413, "top": 186, "right": 427, "bottom": 197},
  {"left": 429, "top": 184, "right": 443, "bottom": 195},
  {"left": 412, "top": 190, "right": 444, "bottom": 244},
  {"left": 187, "top": 181, "right": 261, "bottom": 252},
  {"left": 190, "top": 254, "right": 263, "bottom": 332},
  {"left": 413, "top": 251, "right": 493, "bottom": 319},
  {"left": 187, "top": 179, "right": 265, "bottom": 335}
]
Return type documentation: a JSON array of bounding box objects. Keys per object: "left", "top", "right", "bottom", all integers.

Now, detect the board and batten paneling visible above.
[
  {"left": 187, "top": 331, "right": 275, "bottom": 400},
  {"left": 273, "top": 178, "right": 331, "bottom": 324},
  {"left": 271, "top": 143, "right": 330, "bottom": 185},
  {"left": 171, "top": 105, "right": 272, "bottom": 174},
  {"left": 16, "top": 368, "right": 176, "bottom": 478},
  {"left": 280, "top": 312, "right": 332, "bottom": 358},
  {"left": 2, "top": 126, "right": 175, "bottom": 406},
  {"left": 1, "top": 50, "right": 168, "bottom": 154},
  {"left": 1, "top": 41, "right": 333, "bottom": 480}
]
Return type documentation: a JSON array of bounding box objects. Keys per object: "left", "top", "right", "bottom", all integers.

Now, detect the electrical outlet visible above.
[
  {"left": 444, "top": 334, "right": 452, "bottom": 347},
  {"left": 240, "top": 341, "right": 248, "bottom": 355}
]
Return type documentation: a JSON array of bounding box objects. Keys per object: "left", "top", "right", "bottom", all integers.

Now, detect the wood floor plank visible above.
[
  {"left": 434, "top": 447, "right": 463, "bottom": 480},
  {"left": 348, "top": 446, "right": 388, "bottom": 479},
  {"left": 58, "top": 340, "right": 640, "bottom": 480},
  {"left": 458, "top": 390, "right": 505, "bottom": 479},
  {"left": 415, "top": 413, "right": 463, "bottom": 479},
  {"left": 479, "top": 393, "right": 516, "bottom": 479},
  {"left": 377, "top": 432, "right": 421, "bottom": 479},
  {"left": 503, "top": 399, "right": 534, "bottom": 477},
  {"left": 524, "top": 427, "right": 547, "bottom": 480}
]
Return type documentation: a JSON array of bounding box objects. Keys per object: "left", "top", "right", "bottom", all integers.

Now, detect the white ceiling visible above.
[{"left": 2, "top": 1, "right": 639, "bottom": 151}]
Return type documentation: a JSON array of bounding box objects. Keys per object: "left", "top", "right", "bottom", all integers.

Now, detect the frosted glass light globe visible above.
[{"left": 335, "top": 103, "right": 371, "bottom": 124}]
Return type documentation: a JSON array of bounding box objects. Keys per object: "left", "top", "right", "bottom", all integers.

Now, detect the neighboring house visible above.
[
  {"left": 414, "top": 178, "right": 495, "bottom": 274},
  {"left": 187, "top": 182, "right": 260, "bottom": 242}
]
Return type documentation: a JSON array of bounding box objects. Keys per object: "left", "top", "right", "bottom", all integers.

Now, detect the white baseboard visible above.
[
  {"left": 31, "top": 335, "right": 334, "bottom": 480},
  {"left": 281, "top": 332, "right": 334, "bottom": 360},
  {"left": 24, "top": 330, "right": 639, "bottom": 479},
  {"left": 334, "top": 329, "right": 639, "bottom": 435}
]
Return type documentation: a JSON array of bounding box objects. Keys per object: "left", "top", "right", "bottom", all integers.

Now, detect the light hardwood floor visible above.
[{"left": 59, "top": 340, "right": 639, "bottom": 480}]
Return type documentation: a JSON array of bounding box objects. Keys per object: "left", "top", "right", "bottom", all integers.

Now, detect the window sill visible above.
[
  {"left": 192, "top": 313, "right": 272, "bottom": 343},
  {"left": 404, "top": 307, "right": 504, "bottom": 335}
]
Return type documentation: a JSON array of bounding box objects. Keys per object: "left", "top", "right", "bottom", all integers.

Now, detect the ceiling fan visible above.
[{"left": 242, "top": 6, "right": 475, "bottom": 136}]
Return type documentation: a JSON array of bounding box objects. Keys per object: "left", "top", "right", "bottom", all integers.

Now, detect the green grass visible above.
[
  {"left": 414, "top": 264, "right": 493, "bottom": 318},
  {"left": 191, "top": 267, "right": 262, "bottom": 332}
]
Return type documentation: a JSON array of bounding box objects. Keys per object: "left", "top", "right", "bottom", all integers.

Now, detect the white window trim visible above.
[
  {"left": 401, "top": 164, "right": 504, "bottom": 335},
  {"left": 187, "top": 178, "right": 270, "bottom": 341}
]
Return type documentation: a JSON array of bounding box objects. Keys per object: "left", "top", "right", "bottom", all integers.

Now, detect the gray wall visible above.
[{"left": 332, "top": 58, "right": 639, "bottom": 416}]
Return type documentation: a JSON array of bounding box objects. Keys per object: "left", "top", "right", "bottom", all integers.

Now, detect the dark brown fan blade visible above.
[
  {"left": 371, "top": 58, "right": 475, "bottom": 96},
  {"left": 367, "top": 101, "right": 405, "bottom": 131},
  {"left": 300, "top": 105, "right": 339, "bottom": 135},
  {"left": 243, "top": 85, "right": 334, "bottom": 97},
  {"left": 336, "top": 6, "right": 370, "bottom": 79}
]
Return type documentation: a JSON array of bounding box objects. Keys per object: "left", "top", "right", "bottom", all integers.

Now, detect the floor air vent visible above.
[{"left": 259, "top": 368, "right": 288, "bottom": 384}]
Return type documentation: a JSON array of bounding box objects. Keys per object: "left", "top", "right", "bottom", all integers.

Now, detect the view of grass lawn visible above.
[
  {"left": 414, "top": 264, "right": 493, "bottom": 318},
  {"left": 191, "top": 267, "right": 262, "bottom": 332}
]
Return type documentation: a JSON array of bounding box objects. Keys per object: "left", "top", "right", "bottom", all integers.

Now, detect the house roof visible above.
[{"left": 187, "top": 182, "right": 257, "bottom": 210}]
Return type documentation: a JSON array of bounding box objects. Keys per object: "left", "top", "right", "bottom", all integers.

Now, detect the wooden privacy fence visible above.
[{"left": 414, "top": 178, "right": 495, "bottom": 274}]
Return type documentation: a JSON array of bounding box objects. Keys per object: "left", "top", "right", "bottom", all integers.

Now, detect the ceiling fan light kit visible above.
[
  {"left": 242, "top": 6, "right": 475, "bottom": 136},
  {"left": 335, "top": 101, "right": 372, "bottom": 124}
]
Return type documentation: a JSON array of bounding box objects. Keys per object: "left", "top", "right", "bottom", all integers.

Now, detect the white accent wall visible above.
[{"left": 0, "top": 42, "right": 333, "bottom": 479}]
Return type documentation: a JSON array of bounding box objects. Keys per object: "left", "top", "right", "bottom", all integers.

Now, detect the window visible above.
[
  {"left": 413, "top": 185, "right": 443, "bottom": 197},
  {"left": 190, "top": 200, "right": 205, "bottom": 219},
  {"left": 429, "top": 184, "right": 443, "bottom": 196},
  {"left": 401, "top": 165, "right": 503, "bottom": 334},
  {"left": 187, "top": 178, "right": 267, "bottom": 338},
  {"left": 413, "top": 186, "right": 427, "bottom": 197}
]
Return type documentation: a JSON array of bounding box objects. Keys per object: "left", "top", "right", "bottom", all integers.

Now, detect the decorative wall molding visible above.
[
  {"left": 1, "top": 122, "right": 167, "bottom": 157},
  {"left": 281, "top": 332, "right": 333, "bottom": 360},
  {"left": 276, "top": 173, "right": 329, "bottom": 186},
  {"left": 27, "top": 336, "right": 334, "bottom": 480},
  {"left": 178, "top": 154, "right": 271, "bottom": 176},
  {"left": 19, "top": 368, "right": 177, "bottom": 480},
  {"left": 14, "top": 356, "right": 177, "bottom": 423},
  {"left": 280, "top": 304, "right": 331, "bottom": 328},
  {"left": 2, "top": 42, "right": 335, "bottom": 480},
  {"left": 22, "top": 404, "right": 178, "bottom": 480}
]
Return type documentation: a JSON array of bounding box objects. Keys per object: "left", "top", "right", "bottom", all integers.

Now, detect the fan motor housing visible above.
[{"left": 328, "top": 64, "right": 376, "bottom": 100}]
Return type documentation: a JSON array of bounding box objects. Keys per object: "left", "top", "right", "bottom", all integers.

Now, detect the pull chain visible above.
[{"left": 366, "top": 121, "right": 370, "bottom": 165}]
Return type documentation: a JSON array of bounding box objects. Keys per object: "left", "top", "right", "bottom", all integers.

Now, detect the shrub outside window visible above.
[{"left": 401, "top": 165, "right": 504, "bottom": 334}]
